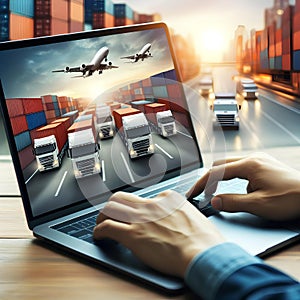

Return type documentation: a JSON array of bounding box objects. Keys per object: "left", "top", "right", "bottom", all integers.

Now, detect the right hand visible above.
[{"left": 186, "top": 152, "right": 300, "bottom": 221}]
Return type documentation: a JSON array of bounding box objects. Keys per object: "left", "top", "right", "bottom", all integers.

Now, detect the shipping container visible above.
[
  {"left": 282, "top": 53, "right": 291, "bottom": 70},
  {"left": 163, "top": 69, "right": 177, "bottom": 82},
  {"left": 114, "top": 17, "right": 133, "bottom": 26},
  {"left": 11, "top": 115, "right": 28, "bottom": 136},
  {"left": 114, "top": 3, "right": 133, "bottom": 20},
  {"left": 90, "top": 0, "right": 114, "bottom": 15},
  {"left": 294, "top": 12, "right": 300, "bottom": 33},
  {"left": 52, "top": 18, "right": 68, "bottom": 35},
  {"left": 167, "top": 84, "right": 183, "bottom": 99},
  {"left": 15, "top": 130, "right": 31, "bottom": 152},
  {"left": 9, "top": 13, "right": 34, "bottom": 40},
  {"left": 62, "top": 110, "right": 79, "bottom": 123},
  {"left": 134, "top": 13, "right": 153, "bottom": 24},
  {"left": 51, "top": 117, "right": 72, "bottom": 132},
  {"left": 93, "top": 12, "right": 114, "bottom": 29},
  {"left": 18, "top": 145, "right": 35, "bottom": 170},
  {"left": 67, "top": 118, "right": 96, "bottom": 139},
  {"left": 22, "top": 98, "right": 43, "bottom": 114},
  {"left": 42, "top": 95, "right": 58, "bottom": 104},
  {"left": 26, "top": 111, "right": 47, "bottom": 131},
  {"left": 153, "top": 86, "right": 168, "bottom": 99},
  {"left": 9, "top": 0, "right": 34, "bottom": 18},
  {"left": 293, "top": 50, "right": 300, "bottom": 70},
  {"left": 143, "top": 86, "right": 153, "bottom": 96},
  {"left": 131, "top": 100, "right": 153, "bottom": 113},
  {"left": 112, "top": 107, "right": 140, "bottom": 131},
  {"left": 145, "top": 103, "right": 166, "bottom": 125},
  {"left": 142, "top": 78, "right": 151, "bottom": 87},
  {"left": 0, "top": 11, "right": 9, "bottom": 41},
  {"left": 69, "top": 0, "right": 84, "bottom": 23},
  {"left": 150, "top": 75, "right": 166, "bottom": 86},
  {"left": 6, "top": 98, "right": 24, "bottom": 117},
  {"left": 293, "top": 31, "right": 300, "bottom": 51},
  {"left": 296, "top": 0, "right": 300, "bottom": 14}
]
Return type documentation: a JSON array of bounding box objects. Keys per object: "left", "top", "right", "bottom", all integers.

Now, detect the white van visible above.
[{"left": 236, "top": 78, "right": 258, "bottom": 99}]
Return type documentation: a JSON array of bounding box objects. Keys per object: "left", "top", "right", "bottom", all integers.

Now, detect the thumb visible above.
[{"left": 211, "top": 193, "right": 255, "bottom": 214}]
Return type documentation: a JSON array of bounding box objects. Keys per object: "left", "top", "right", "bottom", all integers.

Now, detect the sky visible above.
[
  {"left": 114, "top": 0, "right": 278, "bottom": 61},
  {"left": 0, "top": 27, "right": 174, "bottom": 101}
]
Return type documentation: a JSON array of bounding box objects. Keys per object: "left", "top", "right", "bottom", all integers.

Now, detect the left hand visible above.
[{"left": 93, "top": 190, "right": 225, "bottom": 278}]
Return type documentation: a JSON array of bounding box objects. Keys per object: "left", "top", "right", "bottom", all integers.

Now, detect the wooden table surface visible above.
[{"left": 1, "top": 147, "right": 300, "bottom": 300}]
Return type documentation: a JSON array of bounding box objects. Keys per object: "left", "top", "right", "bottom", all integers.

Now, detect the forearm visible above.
[{"left": 184, "top": 242, "right": 300, "bottom": 300}]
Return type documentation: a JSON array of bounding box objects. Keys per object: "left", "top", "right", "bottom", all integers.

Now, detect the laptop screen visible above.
[{"left": 0, "top": 23, "right": 202, "bottom": 221}]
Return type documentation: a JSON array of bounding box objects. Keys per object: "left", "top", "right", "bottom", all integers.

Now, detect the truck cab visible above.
[
  {"left": 68, "top": 129, "right": 101, "bottom": 178},
  {"left": 34, "top": 135, "right": 60, "bottom": 171},
  {"left": 236, "top": 78, "right": 258, "bottom": 99},
  {"left": 122, "top": 113, "right": 154, "bottom": 159},
  {"left": 156, "top": 110, "right": 177, "bottom": 137},
  {"left": 96, "top": 105, "right": 114, "bottom": 139},
  {"left": 211, "top": 94, "right": 241, "bottom": 130}
]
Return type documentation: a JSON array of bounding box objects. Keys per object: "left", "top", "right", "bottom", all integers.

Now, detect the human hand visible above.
[
  {"left": 186, "top": 152, "right": 300, "bottom": 221},
  {"left": 93, "top": 190, "right": 225, "bottom": 278}
]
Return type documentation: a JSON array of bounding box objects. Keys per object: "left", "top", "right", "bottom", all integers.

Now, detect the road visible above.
[{"left": 186, "top": 67, "right": 300, "bottom": 155}]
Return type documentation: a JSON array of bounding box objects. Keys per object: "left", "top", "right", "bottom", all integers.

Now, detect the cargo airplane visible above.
[
  {"left": 121, "top": 43, "right": 152, "bottom": 62},
  {"left": 52, "top": 46, "right": 118, "bottom": 78}
]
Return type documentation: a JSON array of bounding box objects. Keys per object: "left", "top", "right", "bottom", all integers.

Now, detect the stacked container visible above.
[
  {"left": 41, "top": 95, "right": 61, "bottom": 123},
  {"left": 0, "top": 0, "right": 9, "bottom": 41},
  {"left": 91, "top": 0, "right": 114, "bottom": 29},
  {"left": 268, "top": 22, "right": 276, "bottom": 69},
  {"left": 35, "top": 0, "right": 68, "bottom": 37},
  {"left": 114, "top": 3, "right": 133, "bottom": 26},
  {"left": 293, "top": 0, "right": 300, "bottom": 70},
  {"left": 133, "top": 13, "right": 153, "bottom": 24},
  {"left": 69, "top": 0, "right": 84, "bottom": 32},
  {"left": 260, "top": 29, "right": 269, "bottom": 70},
  {"left": 282, "top": 6, "right": 293, "bottom": 71}
]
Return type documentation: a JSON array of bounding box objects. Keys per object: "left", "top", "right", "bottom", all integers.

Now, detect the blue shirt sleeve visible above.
[{"left": 184, "top": 242, "right": 300, "bottom": 300}]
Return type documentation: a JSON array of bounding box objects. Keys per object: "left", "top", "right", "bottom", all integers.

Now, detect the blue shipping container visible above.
[
  {"left": 0, "top": 11, "right": 9, "bottom": 41},
  {"left": 143, "top": 87, "right": 153, "bottom": 95},
  {"left": 114, "top": 4, "right": 133, "bottom": 19},
  {"left": 15, "top": 131, "right": 31, "bottom": 152},
  {"left": 269, "top": 57, "right": 275, "bottom": 69},
  {"left": 0, "top": 0, "right": 8, "bottom": 13},
  {"left": 163, "top": 69, "right": 177, "bottom": 82},
  {"left": 55, "top": 108, "right": 61, "bottom": 117},
  {"left": 10, "top": 0, "right": 34, "bottom": 18},
  {"left": 153, "top": 86, "right": 168, "bottom": 99},
  {"left": 53, "top": 102, "right": 59, "bottom": 111},
  {"left": 275, "top": 56, "right": 282, "bottom": 69},
  {"left": 93, "top": 0, "right": 114, "bottom": 15},
  {"left": 293, "top": 50, "right": 300, "bottom": 71},
  {"left": 26, "top": 111, "right": 47, "bottom": 131}
]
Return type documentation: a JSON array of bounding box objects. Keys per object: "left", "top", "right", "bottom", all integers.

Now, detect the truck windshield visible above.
[
  {"left": 126, "top": 126, "right": 150, "bottom": 139},
  {"left": 35, "top": 143, "right": 56, "bottom": 155},
  {"left": 70, "top": 144, "right": 96, "bottom": 158},
  {"left": 214, "top": 104, "right": 237, "bottom": 112},
  {"left": 159, "top": 116, "right": 175, "bottom": 124}
]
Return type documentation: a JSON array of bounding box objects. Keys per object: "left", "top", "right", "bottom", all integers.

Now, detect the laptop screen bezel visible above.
[{"left": 0, "top": 22, "right": 203, "bottom": 229}]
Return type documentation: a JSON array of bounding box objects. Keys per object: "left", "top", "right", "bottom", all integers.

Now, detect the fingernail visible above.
[{"left": 211, "top": 197, "right": 222, "bottom": 210}]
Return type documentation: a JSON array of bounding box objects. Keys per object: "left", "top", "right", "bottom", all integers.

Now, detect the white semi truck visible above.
[
  {"left": 96, "top": 104, "right": 114, "bottom": 139},
  {"left": 113, "top": 108, "right": 154, "bottom": 159},
  {"left": 67, "top": 119, "right": 101, "bottom": 178}
]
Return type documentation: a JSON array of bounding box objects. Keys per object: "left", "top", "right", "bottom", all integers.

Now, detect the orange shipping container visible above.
[
  {"left": 293, "top": 31, "right": 300, "bottom": 51},
  {"left": 52, "top": 18, "right": 68, "bottom": 35},
  {"left": 69, "top": 0, "right": 84, "bottom": 22},
  {"left": 293, "top": 12, "right": 300, "bottom": 33},
  {"left": 282, "top": 54, "right": 291, "bottom": 71},
  {"left": 51, "top": 0, "right": 68, "bottom": 20},
  {"left": 11, "top": 115, "right": 28, "bottom": 135},
  {"left": 69, "top": 20, "right": 83, "bottom": 33},
  {"left": 9, "top": 13, "right": 34, "bottom": 40}
]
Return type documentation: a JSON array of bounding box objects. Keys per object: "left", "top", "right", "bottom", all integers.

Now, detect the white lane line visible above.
[
  {"left": 55, "top": 171, "right": 68, "bottom": 197},
  {"left": 259, "top": 93, "right": 300, "bottom": 114},
  {"left": 177, "top": 130, "right": 193, "bottom": 139},
  {"left": 25, "top": 169, "right": 38, "bottom": 185},
  {"left": 260, "top": 110, "right": 300, "bottom": 144},
  {"left": 101, "top": 160, "right": 106, "bottom": 182},
  {"left": 120, "top": 152, "right": 135, "bottom": 183},
  {"left": 155, "top": 143, "right": 174, "bottom": 159}
]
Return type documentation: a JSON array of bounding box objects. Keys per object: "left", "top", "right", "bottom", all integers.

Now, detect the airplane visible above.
[
  {"left": 52, "top": 46, "right": 118, "bottom": 78},
  {"left": 121, "top": 43, "right": 152, "bottom": 62}
]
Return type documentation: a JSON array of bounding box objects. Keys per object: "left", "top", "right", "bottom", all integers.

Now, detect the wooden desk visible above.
[{"left": 1, "top": 147, "right": 300, "bottom": 300}]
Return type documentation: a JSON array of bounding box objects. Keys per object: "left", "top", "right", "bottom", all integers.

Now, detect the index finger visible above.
[{"left": 186, "top": 158, "right": 249, "bottom": 199}]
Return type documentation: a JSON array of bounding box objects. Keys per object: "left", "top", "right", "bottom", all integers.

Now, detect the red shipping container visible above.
[
  {"left": 269, "top": 44, "right": 275, "bottom": 58},
  {"left": 18, "top": 145, "right": 35, "bottom": 170},
  {"left": 93, "top": 12, "right": 114, "bottom": 29},
  {"left": 22, "top": 98, "right": 43, "bottom": 114},
  {"left": 45, "top": 110, "right": 56, "bottom": 120},
  {"left": 157, "top": 99, "right": 170, "bottom": 110},
  {"left": 42, "top": 95, "right": 56, "bottom": 104},
  {"left": 276, "top": 41, "right": 282, "bottom": 56},
  {"left": 145, "top": 103, "right": 166, "bottom": 125},
  {"left": 167, "top": 83, "right": 183, "bottom": 99},
  {"left": 112, "top": 108, "right": 140, "bottom": 131},
  {"left": 52, "top": 18, "right": 68, "bottom": 35},
  {"left": 11, "top": 115, "right": 28, "bottom": 135},
  {"left": 69, "top": 20, "right": 83, "bottom": 33},
  {"left": 51, "top": 117, "right": 71, "bottom": 132},
  {"left": 45, "top": 103, "right": 55, "bottom": 110},
  {"left": 282, "top": 38, "right": 291, "bottom": 55},
  {"left": 294, "top": 12, "right": 300, "bottom": 33},
  {"left": 67, "top": 118, "right": 96, "bottom": 139},
  {"left": 296, "top": 0, "right": 300, "bottom": 13},
  {"left": 282, "top": 54, "right": 291, "bottom": 71},
  {"left": 142, "top": 78, "right": 152, "bottom": 87},
  {"left": 32, "top": 122, "right": 67, "bottom": 153},
  {"left": 6, "top": 99, "right": 24, "bottom": 117},
  {"left": 293, "top": 31, "right": 300, "bottom": 50}
]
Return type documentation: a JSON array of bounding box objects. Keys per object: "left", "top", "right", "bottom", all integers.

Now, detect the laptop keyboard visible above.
[{"left": 53, "top": 177, "right": 246, "bottom": 244}]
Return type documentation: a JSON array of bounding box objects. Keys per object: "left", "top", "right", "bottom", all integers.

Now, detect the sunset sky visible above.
[{"left": 114, "top": 0, "right": 287, "bottom": 61}]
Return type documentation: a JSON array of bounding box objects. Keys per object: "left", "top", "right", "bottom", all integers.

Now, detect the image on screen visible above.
[{"left": 0, "top": 26, "right": 200, "bottom": 217}]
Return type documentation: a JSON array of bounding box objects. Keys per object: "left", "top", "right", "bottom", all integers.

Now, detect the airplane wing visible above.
[
  {"left": 52, "top": 64, "right": 94, "bottom": 73},
  {"left": 120, "top": 55, "right": 135, "bottom": 60},
  {"left": 99, "top": 64, "right": 119, "bottom": 70}
]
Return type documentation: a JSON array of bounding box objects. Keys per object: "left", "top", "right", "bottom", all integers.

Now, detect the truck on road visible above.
[
  {"left": 67, "top": 118, "right": 101, "bottom": 178},
  {"left": 32, "top": 120, "right": 69, "bottom": 172},
  {"left": 145, "top": 103, "right": 176, "bottom": 137},
  {"left": 95, "top": 104, "right": 114, "bottom": 139},
  {"left": 113, "top": 107, "right": 154, "bottom": 159}
]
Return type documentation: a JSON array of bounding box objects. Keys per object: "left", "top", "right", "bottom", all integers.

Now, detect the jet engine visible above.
[
  {"left": 65, "top": 66, "right": 70, "bottom": 72},
  {"left": 80, "top": 64, "right": 86, "bottom": 71}
]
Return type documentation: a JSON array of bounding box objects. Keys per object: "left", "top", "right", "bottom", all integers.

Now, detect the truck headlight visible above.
[
  {"left": 242, "top": 92, "right": 247, "bottom": 97},
  {"left": 129, "top": 149, "right": 136, "bottom": 157},
  {"left": 255, "top": 92, "right": 259, "bottom": 97},
  {"left": 95, "top": 162, "right": 101, "bottom": 173},
  {"left": 99, "top": 132, "right": 104, "bottom": 139},
  {"left": 148, "top": 144, "right": 155, "bottom": 153},
  {"left": 109, "top": 130, "right": 114, "bottom": 136},
  {"left": 37, "top": 161, "right": 44, "bottom": 171},
  {"left": 235, "top": 116, "right": 240, "bottom": 122},
  {"left": 74, "top": 170, "right": 81, "bottom": 177},
  {"left": 53, "top": 159, "right": 59, "bottom": 167}
]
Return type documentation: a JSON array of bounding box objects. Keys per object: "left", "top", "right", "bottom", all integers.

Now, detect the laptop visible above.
[{"left": 0, "top": 22, "right": 299, "bottom": 294}]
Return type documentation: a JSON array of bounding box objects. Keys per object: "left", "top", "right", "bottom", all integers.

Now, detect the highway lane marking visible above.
[
  {"left": 101, "top": 160, "right": 106, "bottom": 182},
  {"left": 155, "top": 143, "right": 174, "bottom": 159},
  {"left": 25, "top": 169, "right": 38, "bottom": 185},
  {"left": 120, "top": 152, "right": 135, "bottom": 183},
  {"left": 260, "top": 110, "right": 300, "bottom": 144},
  {"left": 176, "top": 130, "right": 193, "bottom": 139},
  {"left": 259, "top": 92, "right": 300, "bottom": 115},
  {"left": 55, "top": 171, "right": 68, "bottom": 197}
]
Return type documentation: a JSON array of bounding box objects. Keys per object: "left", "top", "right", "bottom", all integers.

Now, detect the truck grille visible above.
[
  {"left": 76, "top": 158, "right": 95, "bottom": 176},
  {"left": 40, "top": 155, "right": 54, "bottom": 168},
  {"left": 216, "top": 114, "right": 235, "bottom": 126},
  {"left": 100, "top": 125, "right": 111, "bottom": 138},
  {"left": 132, "top": 139, "right": 150, "bottom": 156},
  {"left": 165, "top": 124, "right": 175, "bottom": 135}
]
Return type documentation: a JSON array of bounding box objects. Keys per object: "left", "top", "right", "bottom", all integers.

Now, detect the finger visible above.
[
  {"left": 93, "top": 218, "right": 131, "bottom": 243},
  {"left": 186, "top": 160, "right": 249, "bottom": 199},
  {"left": 211, "top": 193, "right": 256, "bottom": 214}
]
